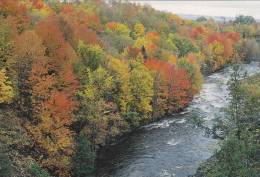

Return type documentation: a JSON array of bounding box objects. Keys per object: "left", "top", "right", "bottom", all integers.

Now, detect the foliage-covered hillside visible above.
[{"left": 0, "top": 0, "right": 258, "bottom": 176}]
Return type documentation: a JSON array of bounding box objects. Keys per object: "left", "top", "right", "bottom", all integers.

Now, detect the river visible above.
[{"left": 96, "top": 62, "right": 260, "bottom": 177}]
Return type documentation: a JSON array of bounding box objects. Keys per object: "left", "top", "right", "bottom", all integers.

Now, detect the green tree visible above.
[
  {"left": 241, "top": 39, "right": 260, "bottom": 61},
  {"left": 72, "top": 133, "right": 95, "bottom": 177},
  {"left": 0, "top": 152, "right": 12, "bottom": 177},
  {"left": 101, "top": 33, "right": 133, "bottom": 54},
  {"left": 204, "top": 135, "right": 259, "bottom": 177},
  {"left": 77, "top": 67, "right": 114, "bottom": 146},
  {"left": 44, "top": 0, "right": 61, "bottom": 12},
  {"left": 234, "top": 15, "right": 256, "bottom": 25},
  {"left": 0, "top": 21, "right": 12, "bottom": 69},
  {"left": 165, "top": 34, "right": 178, "bottom": 52},
  {"left": 171, "top": 34, "right": 198, "bottom": 57},
  {"left": 28, "top": 163, "right": 51, "bottom": 177},
  {"left": 77, "top": 41, "right": 104, "bottom": 71},
  {"left": 236, "top": 24, "right": 255, "bottom": 38},
  {"left": 226, "top": 64, "right": 246, "bottom": 138},
  {"left": 196, "top": 16, "right": 207, "bottom": 22}
]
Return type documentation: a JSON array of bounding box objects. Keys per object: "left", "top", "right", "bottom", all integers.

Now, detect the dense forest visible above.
[{"left": 0, "top": 0, "right": 259, "bottom": 177}]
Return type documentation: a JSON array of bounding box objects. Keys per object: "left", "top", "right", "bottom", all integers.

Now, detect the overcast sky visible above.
[{"left": 131, "top": 1, "right": 260, "bottom": 19}]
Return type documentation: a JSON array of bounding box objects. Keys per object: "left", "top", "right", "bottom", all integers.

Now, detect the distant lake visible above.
[{"left": 131, "top": 1, "right": 260, "bottom": 20}]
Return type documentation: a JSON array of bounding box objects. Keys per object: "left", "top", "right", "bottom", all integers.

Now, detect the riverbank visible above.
[
  {"left": 188, "top": 155, "right": 217, "bottom": 177},
  {"left": 95, "top": 62, "right": 260, "bottom": 177},
  {"left": 95, "top": 62, "right": 233, "bottom": 149},
  {"left": 192, "top": 70, "right": 260, "bottom": 177},
  {"left": 95, "top": 61, "right": 234, "bottom": 152}
]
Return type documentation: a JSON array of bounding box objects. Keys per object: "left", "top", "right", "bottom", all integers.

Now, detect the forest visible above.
[{"left": 0, "top": 0, "right": 259, "bottom": 177}]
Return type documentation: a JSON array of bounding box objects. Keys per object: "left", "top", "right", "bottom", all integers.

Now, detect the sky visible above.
[{"left": 131, "top": 1, "right": 260, "bottom": 19}]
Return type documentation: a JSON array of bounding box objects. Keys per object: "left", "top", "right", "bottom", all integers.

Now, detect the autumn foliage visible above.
[
  {"left": 145, "top": 59, "right": 192, "bottom": 115},
  {"left": 206, "top": 32, "right": 240, "bottom": 58},
  {"left": 0, "top": 69, "right": 14, "bottom": 104},
  {"left": 0, "top": 0, "right": 244, "bottom": 176}
]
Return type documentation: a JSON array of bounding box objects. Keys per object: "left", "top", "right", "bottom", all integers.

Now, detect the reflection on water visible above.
[{"left": 96, "top": 62, "right": 260, "bottom": 177}]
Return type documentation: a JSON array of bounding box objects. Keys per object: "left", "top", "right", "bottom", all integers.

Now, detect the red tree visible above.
[
  {"left": 145, "top": 59, "right": 193, "bottom": 114},
  {"left": 35, "top": 15, "right": 77, "bottom": 65}
]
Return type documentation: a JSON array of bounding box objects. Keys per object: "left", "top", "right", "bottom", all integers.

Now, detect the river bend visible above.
[{"left": 96, "top": 62, "right": 260, "bottom": 177}]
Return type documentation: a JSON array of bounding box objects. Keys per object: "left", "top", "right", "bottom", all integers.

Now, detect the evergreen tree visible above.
[
  {"left": 28, "top": 163, "right": 51, "bottom": 177},
  {"left": 202, "top": 66, "right": 260, "bottom": 177},
  {"left": 227, "top": 64, "right": 246, "bottom": 139},
  {"left": 0, "top": 152, "right": 12, "bottom": 177},
  {"left": 72, "top": 133, "right": 96, "bottom": 177}
]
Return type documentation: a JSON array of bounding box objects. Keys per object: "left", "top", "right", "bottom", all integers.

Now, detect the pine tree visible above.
[
  {"left": 72, "top": 133, "right": 96, "bottom": 177},
  {"left": 0, "top": 152, "right": 12, "bottom": 177},
  {"left": 227, "top": 64, "right": 246, "bottom": 139}
]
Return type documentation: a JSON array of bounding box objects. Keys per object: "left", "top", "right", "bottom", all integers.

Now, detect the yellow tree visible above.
[
  {"left": 0, "top": 69, "right": 14, "bottom": 104},
  {"left": 129, "top": 61, "right": 154, "bottom": 118},
  {"left": 132, "top": 23, "right": 145, "bottom": 39},
  {"left": 78, "top": 67, "right": 114, "bottom": 146},
  {"left": 105, "top": 22, "right": 130, "bottom": 36},
  {"left": 107, "top": 56, "right": 132, "bottom": 114},
  {"left": 207, "top": 41, "right": 225, "bottom": 71}
]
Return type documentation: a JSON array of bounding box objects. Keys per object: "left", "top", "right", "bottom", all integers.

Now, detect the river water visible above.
[{"left": 96, "top": 62, "right": 260, "bottom": 177}]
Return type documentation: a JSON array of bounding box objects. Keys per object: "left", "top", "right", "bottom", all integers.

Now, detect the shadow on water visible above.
[{"left": 96, "top": 62, "right": 260, "bottom": 177}]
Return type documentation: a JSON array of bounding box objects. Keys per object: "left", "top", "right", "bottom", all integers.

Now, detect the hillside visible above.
[{"left": 0, "top": 0, "right": 258, "bottom": 177}]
